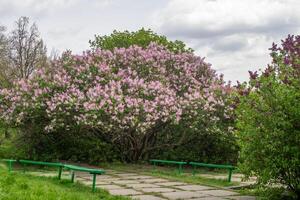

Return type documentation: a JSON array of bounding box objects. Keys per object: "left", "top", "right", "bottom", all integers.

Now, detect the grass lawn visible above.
[
  {"left": 104, "top": 163, "right": 240, "bottom": 188},
  {"left": 0, "top": 164, "right": 129, "bottom": 200}
]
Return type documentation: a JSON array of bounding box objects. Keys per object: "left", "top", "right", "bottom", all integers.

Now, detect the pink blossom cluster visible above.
[{"left": 0, "top": 43, "right": 228, "bottom": 134}]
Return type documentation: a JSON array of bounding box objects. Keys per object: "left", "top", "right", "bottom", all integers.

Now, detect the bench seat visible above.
[
  {"left": 63, "top": 164, "right": 105, "bottom": 192},
  {"left": 64, "top": 164, "right": 104, "bottom": 174}
]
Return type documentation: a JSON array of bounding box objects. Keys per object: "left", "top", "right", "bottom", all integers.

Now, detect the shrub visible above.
[
  {"left": 0, "top": 42, "right": 231, "bottom": 162},
  {"left": 236, "top": 35, "right": 300, "bottom": 198}
]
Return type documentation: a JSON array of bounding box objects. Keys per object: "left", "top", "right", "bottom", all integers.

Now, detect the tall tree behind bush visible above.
[
  {"left": 89, "top": 28, "right": 193, "bottom": 53},
  {"left": 8, "top": 16, "right": 47, "bottom": 80},
  {"left": 236, "top": 35, "right": 300, "bottom": 198},
  {"left": 0, "top": 26, "right": 11, "bottom": 88},
  {"left": 0, "top": 17, "right": 47, "bottom": 88}
]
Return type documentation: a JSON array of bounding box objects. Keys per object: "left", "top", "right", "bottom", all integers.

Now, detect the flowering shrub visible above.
[
  {"left": 0, "top": 43, "right": 230, "bottom": 161},
  {"left": 236, "top": 35, "right": 300, "bottom": 198}
]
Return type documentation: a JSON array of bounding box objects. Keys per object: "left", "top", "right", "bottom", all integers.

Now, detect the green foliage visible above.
[
  {"left": 162, "top": 132, "right": 237, "bottom": 164},
  {"left": 0, "top": 165, "right": 128, "bottom": 200},
  {"left": 0, "top": 125, "right": 25, "bottom": 159},
  {"left": 236, "top": 35, "right": 300, "bottom": 198},
  {"left": 151, "top": 84, "right": 239, "bottom": 165},
  {"left": 151, "top": 124, "right": 238, "bottom": 164},
  {"left": 89, "top": 28, "right": 193, "bottom": 53},
  {"left": 16, "top": 128, "right": 120, "bottom": 164},
  {"left": 240, "top": 186, "right": 297, "bottom": 200}
]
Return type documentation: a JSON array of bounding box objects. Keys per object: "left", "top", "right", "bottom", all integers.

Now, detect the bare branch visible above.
[{"left": 8, "top": 16, "right": 47, "bottom": 80}]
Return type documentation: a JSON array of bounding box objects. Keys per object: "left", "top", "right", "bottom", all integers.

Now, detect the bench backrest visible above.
[{"left": 189, "top": 162, "right": 235, "bottom": 169}]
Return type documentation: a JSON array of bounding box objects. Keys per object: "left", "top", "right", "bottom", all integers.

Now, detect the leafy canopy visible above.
[
  {"left": 89, "top": 28, "right": 193, "bottom": 53},
  {"left": 236, "top": 35, "right": 300, "bottom": 198}
]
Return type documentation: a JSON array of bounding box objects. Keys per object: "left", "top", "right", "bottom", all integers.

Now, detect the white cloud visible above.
[
  {"left": 155, "top": 0, "right": 299, "bottom": 38},
  {"left": 153, "top": 0, "right": 300, "bottom": 82},
  {"left": 0, "top": 0, "right": 79, "bottom": 15},
  {"left": 1, "top": 0, "right": 299, "bottom": 82}
]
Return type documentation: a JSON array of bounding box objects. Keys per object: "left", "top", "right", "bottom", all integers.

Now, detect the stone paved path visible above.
[{"left": 72, "top": 170, "right": 256, "bottom": 200}]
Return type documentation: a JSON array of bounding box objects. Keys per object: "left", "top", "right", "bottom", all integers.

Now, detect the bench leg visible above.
[
  {"left": 71, "top": 171, "right": 75, "bottom": 183},
  {"left": 92, "top": 174, "right": 96, "bottom": 192},
  {"left": 58, "top": 166, "right": 63, "bottom": 180},
  {"left": 228, "top": 169, "right": 233, "bottom": 182}
]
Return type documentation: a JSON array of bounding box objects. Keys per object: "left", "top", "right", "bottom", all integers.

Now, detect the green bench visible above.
[
  {"left": 19, "top": 160, "right": 64, "bottom": 179},
  {"left": 64, "top": 164, "right": 105, "bottom": 192},
  {"left": 150, "top": 159, "right": 187, "bottom": 174},
  {"left": 1, "top": 159, "right": 105, "bottom": 192},
  {"left": 189, "top": 162, "right": 236, "bottom": 182},
  {"left": 0, "top": 159, "right": 17, "bottom": 172}
]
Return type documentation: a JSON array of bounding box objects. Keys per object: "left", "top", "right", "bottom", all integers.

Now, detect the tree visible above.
[
  {"left": 8, "top": 16, "right": 47, "bottom": 79},
  {"left": 0, "top": 25, "right": 11, "bottom": 88},
  {"left": 0, "top": 43, "right": 229, "bottom": 162},
  {"left": 236, "top": 35, "right": 300, "bottom": 198},
  {"left": 89, "top": 28, "right": 193, "bottom": 53}
]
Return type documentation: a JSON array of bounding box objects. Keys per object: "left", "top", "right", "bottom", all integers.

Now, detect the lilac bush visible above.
[{"left": 0, "top": 43, "right": 230, "bottom": 161}]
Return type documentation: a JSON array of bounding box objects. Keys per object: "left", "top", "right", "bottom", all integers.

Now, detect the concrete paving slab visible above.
[
  {"left": 127, "top": 183, "right": 161, "bottom": 189},
  {"left": 175, "top": 185, "right": 214, "bottom": 191},
  {"left": 97, "top": 184, "right": 124, "bottom": 190},
  {"left": 99, "top": 178, "right": 122, "bottom": 183},
  {"left": 132, "top": 195, "right": 166, "bottom": 200},
  {"left": 32, "top": 168, "right": 256, "bottom": 200},
  {"left": 126, "top": 175, "right": 154, "bottom": 180},
  {"left": 140, "top": 187, "right": 178, "bottom": 193},
  {"left": 94, "top": 175, "right": 114, "bottom": 179},
  {"left": 161, "top": 191, "right": 210, "bottom": 199},
  {"left": 199, "top": 189, "right": 239, "bottom": 197},
  {"left": 77, "top": 176, "right": 92, "bottom": 181},
  {"left": 226, "top": 196, "right": 256, "bottom": 200},
  {"left": 142, "top": 178, "right": 169, "bottom": 183},
  {"left": 95, "top": 181, "right": 110, "bottom": 185},
  {"left": 156, "top": 182, "right": 187, "bottom": 186},
  {"left": 192, "top": 197, "right": 227, "bottom": 200},
  {"left": 75, "top": 177, "right": 111, "bottom": 185},
  {"left": 109, "top": 188, "right": 142, "bottom": 196},
  {"left": 113, "top": 180, "right": 141, "bottom": 185},
  {"left": 116, "top": 173, "right": 139, "bottom": 177}
]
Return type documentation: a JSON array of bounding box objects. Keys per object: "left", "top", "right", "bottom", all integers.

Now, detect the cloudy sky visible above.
[{"left": 1, "top": 0, "right": 299, "bottom": 82}]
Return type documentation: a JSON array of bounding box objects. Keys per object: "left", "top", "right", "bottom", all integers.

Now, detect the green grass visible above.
[
  {"left": 105, "top": 163, "right": 239, "bottom": 188},
  {"left": 0, "top": 165, "right": 129, "bottom": 200}
]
